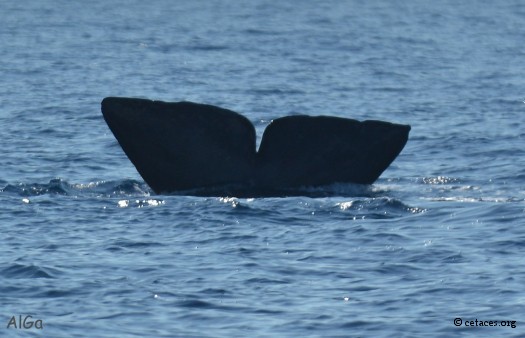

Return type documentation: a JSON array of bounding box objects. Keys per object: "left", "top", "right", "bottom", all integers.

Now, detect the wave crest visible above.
[{"left": 1, "top": 178, "right": 152, "bottom": 197}]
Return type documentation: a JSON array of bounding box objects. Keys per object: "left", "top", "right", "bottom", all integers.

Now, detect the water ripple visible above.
[
  {"left": 1, "top": 179, "right": 151, "bottom": 197},
  {"left": 2, "top": 263, "right": 62, "bottom": 279}
]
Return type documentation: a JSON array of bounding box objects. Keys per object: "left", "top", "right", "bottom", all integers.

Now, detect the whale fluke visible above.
[{"left": 101, "top": 97, "right": 410, "bottom": 197}]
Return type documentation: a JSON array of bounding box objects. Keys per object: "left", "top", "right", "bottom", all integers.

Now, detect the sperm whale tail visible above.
[{"left": 102, "top": 97, "right": 410, "bottom": 196}]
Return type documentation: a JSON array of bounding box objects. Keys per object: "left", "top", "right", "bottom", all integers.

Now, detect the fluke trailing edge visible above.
[{"left": 101, "top": 97, "right": 410, "bottom": 197}]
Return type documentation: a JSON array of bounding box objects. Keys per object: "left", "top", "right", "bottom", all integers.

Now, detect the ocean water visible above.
[{"left": 1, "top": 0, "right": 524, "bottom": 337}]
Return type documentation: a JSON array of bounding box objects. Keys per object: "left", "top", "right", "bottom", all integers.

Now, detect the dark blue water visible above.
[{"left": 1, "top": 1, "right": 524, "bottom": 337}]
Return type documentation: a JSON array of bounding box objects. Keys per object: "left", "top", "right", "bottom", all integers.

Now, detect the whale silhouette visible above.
[{"left": 101, "top": 97, "right": 410, "bottom": 197}]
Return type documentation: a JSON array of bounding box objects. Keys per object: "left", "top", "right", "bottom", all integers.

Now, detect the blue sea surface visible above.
[{"left": 1, "top": 1, "right": 524, "bottom": 337}]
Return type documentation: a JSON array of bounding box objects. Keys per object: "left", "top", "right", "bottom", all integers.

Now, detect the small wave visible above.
[
  {"left": 292, "top": 182, "right": 381, "bottom": 198},
  {"left": 176, "top": 299, "right": 215, "bottom": 309},
  {"left": 110, "top": 239, "right": 165, "bottom": 249},
  {"left": 417, "top": 176, "right": 460, "bottom": 185},
  {"left": 248, "top": 88, "right": 306, "bottom": 96},
  {"left": 491, "top": 239, "right": 525, "bottom": 253},
  {"left": 2, "top": 263, "right": 61, "bottom": 279},
  {"left": 187, "top": 42, "right": 229, "bottom": 52},
  {"left": 424, "top": 196, "right": 518, "bottom": 203},
  {"left": 1, "top": 178, "right": 72, "bottom": 196},
  {"left": 243, "top": 28, "right": 284, "bottom": 36},
  {"left": 75, "top": 179, "right": 151, "bottom": 196},
  {"left": 2, "top": 179, "right": 412, "bottom": 202},
  {"left": 335, "top": 197, "right": 426, "bottom": 219},
  {"left": 375, "top": 263, "right": 423, "bottom": 275},
  {"left": 1, "top": 178, "right": 151, "bottom": 197},
  {"left": 407, "top": 250, "right": 466, "bottom": 264},
  {"left": 116, "top": 199, "right": 165, "bottom": 208},
  {"left": 166, "top": 181, "right": 381, "bottom": 198},
  {"left": 245, "top": 277, "right": 291, "bottom": 285}
]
